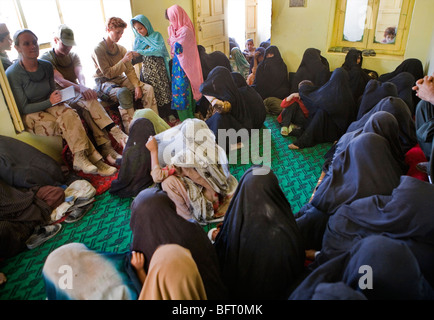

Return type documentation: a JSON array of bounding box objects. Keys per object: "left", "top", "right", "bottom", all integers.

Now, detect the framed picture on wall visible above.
[{"left": 290, "top": 0, "right": 306, "bottom": 7}]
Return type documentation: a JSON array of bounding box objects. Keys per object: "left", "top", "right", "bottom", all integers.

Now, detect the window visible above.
[{"left": 330, "top": 0, "right": 415, "bottom": 55}]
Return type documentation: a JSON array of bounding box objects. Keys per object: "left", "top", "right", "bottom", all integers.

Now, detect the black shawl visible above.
[
  {"left": 356, "top": 79, "right": 398, "bottom": 120},
  {"left": 129, "top": 187, "right": 228, "bottom": 300},
  {"left": 197, "top": 45, "right": 232, "bottom": 80},
  {"left": 214, "top": 166, "right": 306, "bottom": 299},
  {"left": 109, "top": 118, "right": 155, "bottom": 198},
  {"left": 290, "top": 235, "right": 434, "bottom": 300},
  {"left": 347, "top": 96, "right": 417, "bottom": 154},
  {"left": 385, "top": 71, "right": 416, "bottom": 114},
  {"left": 319, "top": 175, "right": 434, "bottom": 288},
  {"left": 378, "top": 58, "right": 424, "bottom": 83},
  {"left": 379, "top": 58, "right": 424, "bottom": 112},
  {"left": 296, "top": 131, "right": 405, "bottom": 250},
  {"left": 290, "top": 48, "right": 331, "bottom": 94},
  {"left": 252, "top": 45, "right": 290, "bottom": 99}
]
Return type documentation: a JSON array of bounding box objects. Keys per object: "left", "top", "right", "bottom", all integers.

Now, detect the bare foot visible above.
[
  {"left": 288, "top": 143, "right": 299, "bottom": 150},
  {"left": 105, "top": 154, "right": 117, "bottom": 166}
]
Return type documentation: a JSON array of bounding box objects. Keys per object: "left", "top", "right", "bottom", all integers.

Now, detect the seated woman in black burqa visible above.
[
  {"left": 214, "top": 166, "right": 306, "bottom": 300},
  {"left": 288, "top": 67, "right": 356, "bottom": 150},
  {"left": 289, "top": 48, "right": 331, "bottom": 94},
  {"left": 200, "top": 66, "right": 266, "bottom": 152},
  {"left": 341, "top": 48, "right": 375, "bottom": 103},
  {"left": 251, "top": 45, "right": 290, "bottom": 100},
  {"left": 378, "top": 58, "right": 424, "bottom": 114}
]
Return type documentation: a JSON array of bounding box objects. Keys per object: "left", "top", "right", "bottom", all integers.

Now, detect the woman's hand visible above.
[
  {"left": 145, "top": 136, "right": 158, "bottom": 153},
  {"left": 49, "top": 90, "right": 62, "bottom": 105}
]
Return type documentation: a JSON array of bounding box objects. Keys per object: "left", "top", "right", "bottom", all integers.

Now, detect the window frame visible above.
[{"left": 330, "top": 0, "right": 415, "bottom": 56}]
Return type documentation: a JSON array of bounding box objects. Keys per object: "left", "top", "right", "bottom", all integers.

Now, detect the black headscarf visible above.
[
  {"left": 109, "top": 118, "right": 155, "bottom": 198},
  {"left": 347, "top": 96, "right": 417, "bottom": 154},
  {"left": 334, "top": 111, "right": 406, "bottom": 172},
  {"left": 253, "top": 45, "right": 290, "bottom": 99},
  {"left": 378, "top": 58, "right": 424, "bottom": 83},
  {"left": 129, "top": 187, "right": 228, "bottom": 300},
  {"left": 214, "top": 166, "right": 306, "bottom": 300},
  {"left": 385, "top": 71, "right": 416, "bottom": 114},
  {"left": 290, "top": 235, "right": 434, "bottom": 300},
  {"left": 379, "top": 58, "right": 424, "bottom": 110},
  {"left": 299, "top": 67, "right": 356, "bottom": 133},
  {"left": 320, "top": 175, "right": 434, "bottom": 288},
  {"left": 197, "top": 45, "right": 232, "bottom": 80},
  {"left": 290, "top": 48, "right": 331, "bottom": 94},
  {"left": 356, "top": 79, "right": 398, "bottom": 120}
]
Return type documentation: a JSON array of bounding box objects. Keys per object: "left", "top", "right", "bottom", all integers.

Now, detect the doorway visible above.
[{"left": 228, "top": 0, "right": 271, "bottom": 51}]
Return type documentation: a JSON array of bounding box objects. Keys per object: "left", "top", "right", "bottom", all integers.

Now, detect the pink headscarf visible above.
[{"left": 167, "top": 4, "right": 203, "bottom": 101}]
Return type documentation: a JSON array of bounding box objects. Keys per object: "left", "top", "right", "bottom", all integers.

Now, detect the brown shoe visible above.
[
  {"left": 73, "top": 151, "right": 98, "bottom": 174},
  {"left": 100, "top": 142, "right": 121, "bottom": 165},
  {"left": 109, "top": 126, "right": 128, "bottom": 148},
  {"left": 94, "top": 160, "right": 117, "bottom": 177}
]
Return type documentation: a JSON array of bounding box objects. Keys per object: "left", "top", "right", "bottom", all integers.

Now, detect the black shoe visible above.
[
  {"left": 416, "top": 162, "right": 430, "bottom": 174},
  {"left": 25, "top": 224, "right": 62, "bottom": 249},
  {"left": 65, "top": 202, "right": 94, "bottom": 223},
  {"left": 289, "top": 128, "right": 303, "bottom": 137}
]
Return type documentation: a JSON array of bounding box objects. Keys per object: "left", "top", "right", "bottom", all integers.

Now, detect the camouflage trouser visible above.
[
  {"left": 23, "top": 104, "right": 102, "bottom": 163},
  {"left": 99, "top": 76, "right": 159, "bottom": 115},
  {"left": 66, "top": 94, "right": 113, "bottom": 147}
]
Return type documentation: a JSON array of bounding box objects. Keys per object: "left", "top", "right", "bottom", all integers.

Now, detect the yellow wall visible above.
[{"left": 271, "top": 0, "right": 434, "bottom": 75}]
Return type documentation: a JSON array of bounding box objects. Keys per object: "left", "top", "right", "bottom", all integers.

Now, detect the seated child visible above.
[
  {"left": 243, "top": 38, "right": 256, "bottom": 65},
  {"left": 278, "top": 80, "right": 313, "bottom": 136}
]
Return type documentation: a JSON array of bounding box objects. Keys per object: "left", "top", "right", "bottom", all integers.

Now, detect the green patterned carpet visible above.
[{"left": 0, "top": 115, "right": 332, "bottom": 300}]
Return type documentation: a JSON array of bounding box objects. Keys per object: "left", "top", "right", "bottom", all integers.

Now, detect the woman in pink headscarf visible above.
[{"left": 166, "top": 4, "right": 203, "bottom": 121}]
